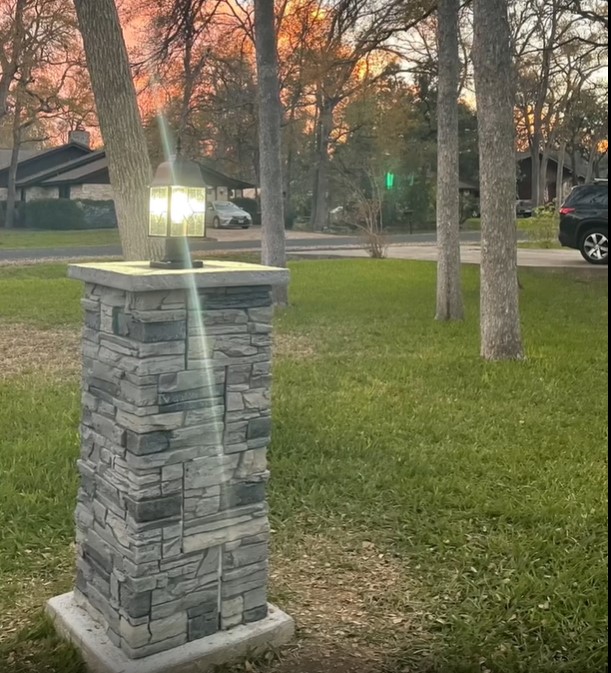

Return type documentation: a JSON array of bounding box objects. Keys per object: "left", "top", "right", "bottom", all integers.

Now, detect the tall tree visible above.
[
  {"left": 0, "top": 0, "right": 27, "bottom": 120},
  {"left": 513, "top": 0, "right": 568, "bottom": 206},
  {"left": 73, "top": 0, "right": 161, "bottom": 260},
  {"left": 137, "top": 0, "right": 221, "bottom": 149},
  {"left": 473, "top": 0, "right": 524, "bottom": 360},
  {"left": 563, "top": 0, "right": 608, "bottom": 47},
  {"left": 512, "top": 0, "right": 606, "bottom": 205},
  {"left": 254, "top": 0, "right": 288, "bottom": 305},
  {"left": 2, "top": 0, "right": 91, "bottom": 229},
  {"left": 307, "top": 0, "right": 408, "bottom": 231},
  {"left": 435, "top": 0, "right": 463, "bottom": 321}
]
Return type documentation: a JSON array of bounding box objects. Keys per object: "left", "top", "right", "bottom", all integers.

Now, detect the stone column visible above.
[{"left": 47, "top": 261, "right": 294, "bottom": 673}]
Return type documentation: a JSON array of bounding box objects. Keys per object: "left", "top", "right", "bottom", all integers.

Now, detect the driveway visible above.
[{"left": 296, "top": 244, "right": 609, "bottom": 270}]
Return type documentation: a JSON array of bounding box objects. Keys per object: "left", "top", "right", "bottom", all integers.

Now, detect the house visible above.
[
  {"left": 0, "top": 131, "right": 108, "bottom": 202},
  {"left": 516, "top": 151, "right": 580, "bottom": 202},
  {"left": 197, "top": 162, "right": 256, "bottom": 203},
  {"left": 515, "top": 151, "right": 609, "bottom": 203},
  {"left": 0, "top": 130, "right": 255, "bottom": 208}
]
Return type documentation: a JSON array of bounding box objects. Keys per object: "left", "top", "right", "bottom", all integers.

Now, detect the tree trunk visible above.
[
  {"left": 586, "top": 143, "right": 597, "bottom": 183},
  {"left": 435, "top": 0, "right": 464, "bottom": 321},
  {"left": 178, "top": 32, "right": 195, "bottom": 150},
  {"left": 73, "top": 0, "right": 162, "bottom": 261},
  {"left": 530, "top": 139, "right": 541, "bottom": 205},
  {"left": 0, "top": 0, "right": 26, "bottom": 121},
  {"left": 4, "top": 100, "right": 22, "bottom": 230},
  {"left": 571, "top": 151, "right": 579, "bottom": 186},
  {"left": 283, "top": 103, "right": 297, "bottom": 223},
  {"left": 254, "top": 0, "right": 288, "bottom": 306},
  {"left": 539, "top": 148, "right": 550, "bottom": 205},
  {"left": 285, "top": 145, "right": 294, "bottom": 225},
  {"left": 555, "top": 141, "right": 566, "bottom": 211},
  {"left": 593, "top": 154, "right": 602, "bottom": 179},
  {"left": 310, "top": 102, "right": 333, "bottom": 232},
  {"left": 473, "top": 0, "right": 524, "bottom": 361}
]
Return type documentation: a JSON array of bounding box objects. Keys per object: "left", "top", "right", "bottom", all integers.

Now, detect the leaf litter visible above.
[{"left": 0, "top": 324, "right": 80, "bottom": 381}]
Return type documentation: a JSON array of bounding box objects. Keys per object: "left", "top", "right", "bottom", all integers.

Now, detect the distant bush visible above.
[
  {"left": 76, "top": 199, "right": 118, "bottom": 229},
  {"left": 533, "top": 203, "right": 557, "bottom": 218},
  {"left": 231, "top": 197, "right": 260, "bottom": 225},
  {"left": 526, "top": 213, "right": 559, "bottom": 243},
  {"left": 402, "top": 177, "right": 435, "bottom": 227},
  {"left": 24, "top": 198, "right": 85, "bottom": 230},
  {"left": 460, "top": 192, "right": 480, "bottom": 224}
]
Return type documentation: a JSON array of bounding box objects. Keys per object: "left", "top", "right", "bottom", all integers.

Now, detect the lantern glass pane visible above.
[
  {"left": 169, "top": 186, "right": 206, "bottom": 238},
  {"left": 186, "top": 187, "right": 206, "bottom": 237},
  {"left": 149, "top": 186, "right": 169, "bottom": 236},
  {"left": 170, "top": 187, "right": 189, "bottom": 237}
]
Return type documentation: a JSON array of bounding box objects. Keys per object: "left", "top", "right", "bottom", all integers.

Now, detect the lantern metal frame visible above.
[{"left": 149, "top": 155, "right": 207, "bottom": 269}]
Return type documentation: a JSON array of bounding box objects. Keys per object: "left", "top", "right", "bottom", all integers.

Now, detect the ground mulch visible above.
[
  {"left": 0, "top": 326, "right": 429, "bottom": 673},
  {"left": 0, "top": 324, "right": 80, "bottom": 381}
]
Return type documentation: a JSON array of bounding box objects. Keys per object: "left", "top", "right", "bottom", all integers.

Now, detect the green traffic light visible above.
[{"left": 385, "top": 172, "right": 395, "bottom": 190}]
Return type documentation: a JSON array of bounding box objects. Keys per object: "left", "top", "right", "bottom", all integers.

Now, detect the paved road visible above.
[{"left": 0, "top": 230, "right": 485, "bottom": 263}]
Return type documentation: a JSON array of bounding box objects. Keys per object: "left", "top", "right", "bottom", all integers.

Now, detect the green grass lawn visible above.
[
  {"left": 0, "top": 228, "right": 120, "bottom": 250},
  {"left": 0, "top": 264, "right": 83, "bottom": 326},
  {"left": 0, "top": 260, "right": 608, "bottom": 673}
]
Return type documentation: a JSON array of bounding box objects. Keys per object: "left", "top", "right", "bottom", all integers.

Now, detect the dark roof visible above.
[
  {"left": 199, "top": 162, "right": 256, "bottom": 190},
  {"left": 2, "top": 142, "right": 255, "bottom": 191},
  {"left": 0, "top": 142, "right": 92, "bottom": 187},
  {"left": 0, "top": 148, "right": 41, "bottom": 171},
  {"left": 40, "top": 156, "right": 109, "bottom": 185},
  {"left": 18, "top": 150, "right": 106, "bottom": 187},
  {"left": 516, "top": 150, "right": 588, "bottom": 178}
]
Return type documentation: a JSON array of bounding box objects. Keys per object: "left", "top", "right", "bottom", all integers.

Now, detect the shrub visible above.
[
  {"left": 76, "top": 199, "right": 118, "bottom": 229},
  {"left": 460, "top": 192, "right": 480, "bottom": 224},
  {"left": 24, "top": 198, "right": 85, "bottom": 230},
  {"left": 527, "top": 213, "right": 559, "bottom": 243},
  {"left": 533, "top": 203, "right": 557, "bottom": 218},
  {"left": 400, "top": 177, "right": 435, "bottom": 229}
]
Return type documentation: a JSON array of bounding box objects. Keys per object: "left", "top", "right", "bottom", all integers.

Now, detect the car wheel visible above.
[
  {"left": 580, "top": 228, "right": 609, "bottom": 265},
  {"left": 213, "top": 217, "right": 220, "bottom": 229}
]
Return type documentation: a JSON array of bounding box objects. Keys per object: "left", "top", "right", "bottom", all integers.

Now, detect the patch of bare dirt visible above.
[
  {"left": 243, "top": 645, "right": 386, "bottom": 673},
  {"left": 0, "top": 545, "right": 76, "bottom": 648},
  {"left": 228, "top": 532, "right": 433, "bottom": 673},
  {"left": 0, "top": 324, "right": 80, "bottom": 381},
  {"left": 0, "top": 324, "right": 314, "bottom": 379},
  {"left": 274, "top": 333, "right": 316, "bottom": 359}
]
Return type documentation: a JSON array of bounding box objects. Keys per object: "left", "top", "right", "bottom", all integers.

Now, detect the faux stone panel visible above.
[{"left": 73, "top": 275, "right": 278, "bottom": 660}]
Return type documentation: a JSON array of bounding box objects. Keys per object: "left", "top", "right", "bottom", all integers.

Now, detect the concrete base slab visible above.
[{"left": 47, "top": 593, "right": 295, "bottom": 673}]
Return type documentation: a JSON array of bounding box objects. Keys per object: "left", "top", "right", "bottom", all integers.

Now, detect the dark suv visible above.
[{"left": 559, "top": 182, "right": 608, "bottom": 265}]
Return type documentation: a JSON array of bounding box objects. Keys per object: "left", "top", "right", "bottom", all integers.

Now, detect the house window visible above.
[{"left": 59, "top": 185, "right": 71, "bottom": 199}]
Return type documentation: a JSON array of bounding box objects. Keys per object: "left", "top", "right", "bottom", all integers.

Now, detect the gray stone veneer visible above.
[{"left": 69, "top": 262, "right": 289, "bottom": 660}]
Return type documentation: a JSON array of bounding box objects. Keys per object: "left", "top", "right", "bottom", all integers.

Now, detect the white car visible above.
[{"left": 206, "top": 201, "right": 252, "bottom": 229}]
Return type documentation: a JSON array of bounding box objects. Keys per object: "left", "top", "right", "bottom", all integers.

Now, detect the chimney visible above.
[{"left": 69, "top": 127, "right": 91, "bottom": 149}]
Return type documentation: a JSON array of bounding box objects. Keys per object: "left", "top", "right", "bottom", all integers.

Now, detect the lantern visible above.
[{"left": 149, "top": 156, "right": 207, "bottom": 269}]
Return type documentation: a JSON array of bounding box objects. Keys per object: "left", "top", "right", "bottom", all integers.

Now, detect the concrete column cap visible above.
[{"left": 69, "top": 261, "right": 290, "bottom": 292}]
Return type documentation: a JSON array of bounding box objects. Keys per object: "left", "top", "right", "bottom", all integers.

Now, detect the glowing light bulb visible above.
[
  {"left": 171, "top": 188, "right": 191, "bottom": 222},
  {"left": 150, "top": 195, "right": 167, "bottom": 216}
]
